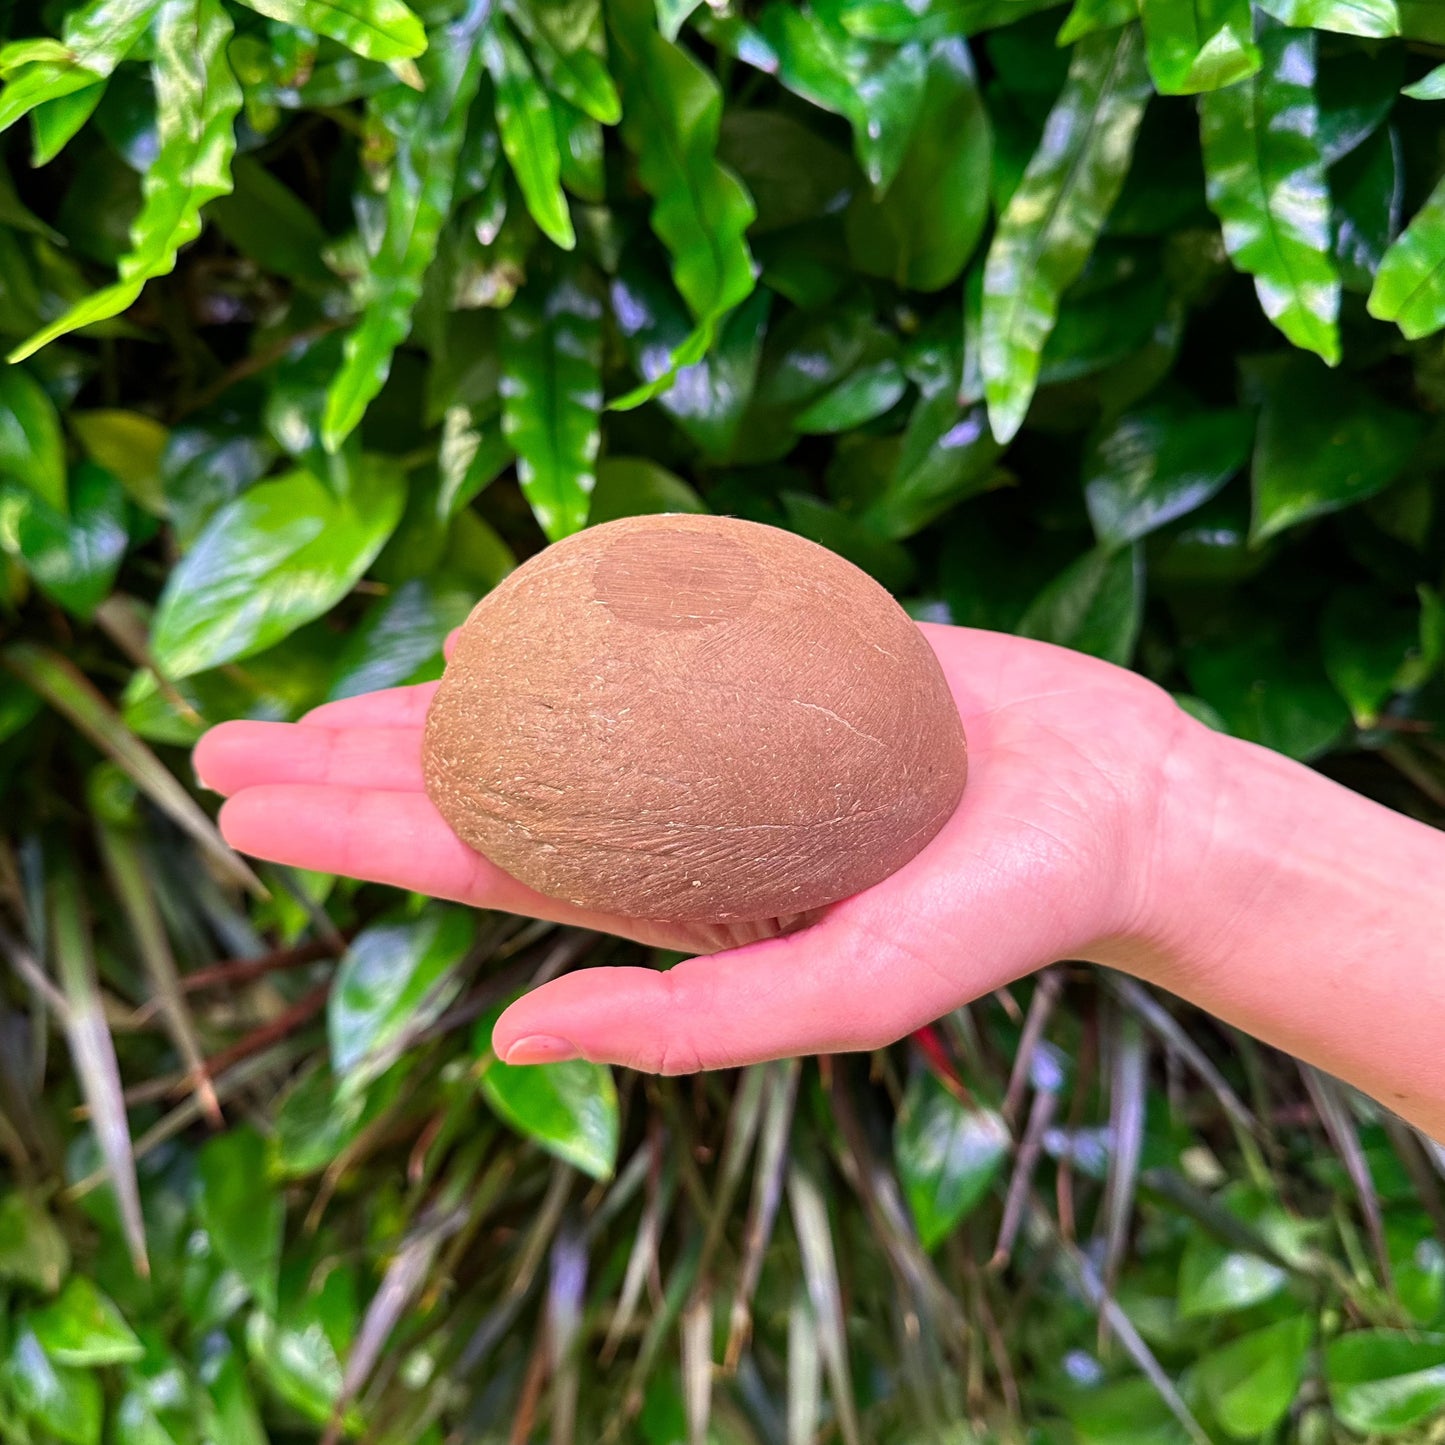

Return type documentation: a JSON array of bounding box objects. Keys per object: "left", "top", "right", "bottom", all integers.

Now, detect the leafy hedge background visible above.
[{"left": 2, "top": 0, "right": 1445, "bottom": 1439}]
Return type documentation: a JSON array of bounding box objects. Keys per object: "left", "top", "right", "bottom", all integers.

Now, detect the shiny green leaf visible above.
[
  {"left": 1250, "top": 354, "right": 1422, "bottom": 542},
  {"left": 29, "top": 1277, "right": 143, "bottom": 1367},
  {"left": 504, "top": 0, "right": 620, "bottom": 125},
  {"left": 981, "top": 27, "right": 1151, "bottom": 444},
  {"left": 895, "top": 1071, "right": 1009, "bottom": 1250},
  {"left": 588, "top": 457, "right": 708, "bottom": 526},
  {"left": 150, "top": 460, "right": 405, "bottom": 678},
  {"left": 795, "top": 359, "right": 907, "bottom": 434},
  {"left": 330, "top": 907, "right": 475, "bottom": 1090},
  {"left": 1199, "top": 27, "right": 1341, "bottom": 363},
  {"left": 2, "top": 1324, "right": 102, "bottom": 1445},
  {"left": 232, "top": 0, "right": 426, "bottom": 62},
  {"left": 1326, "top": 1331, "right": 1445, "bottom": 1434},
  {"left": 1196, "top": 1317, "right": 1309, "bottom": 1438},
  {"left": 1084, "top": 399, "right": 1253, "bottom": 547},
  {"left": 0, "top": 0, "right": 158, "bottom": 138},
  {"left": 9, "top": 0, "right": 242, "bottom": 362},
  {"left": 1177, "top": 1234, "right": 1287, "bottom": 1317},
  {"left": 485, "top": 20, "right": 575, "bottom": 251},
  {"left": 1404, "top": 63, "right": 1445, "bottom": 99},
  {"left": 197, "top": 1128, "right": 283, "bottom": 1316},
  {"left": 1369, "top": 170, "right": 1445, "bottom": 339},
  {"left": 0, "top": 367, "right": 66, "bottom": 512},
  {"left": 69, "top": 410, "right": 166, "bottom": 513},
  {"left": 324, "top": 12, "right": 487, "bottom": 449},
  {"left": 1019, "top": 544, "right": 1144, "bottom": 665},
  {"left": 608, "top": 0, "right": 756, "bottom": 396},
  {"left": 1333, "top": 126, "right": 1402, "bottom": 294},
  {"left": 477, "top": 1013, "right": 620, "bottom": 1180},
  {"left": 1321, "top": 585, "right": 1423, "bottom": 725},
  {"left": 845, "top": 38, "right": 992, "bottom": 292},
  {"left": 1317, "top": 46, "right": 1403, "bottom": 166},
  {"left": 500, "top": 273, "right": 602, "bottom": 541},
  {"left": 1140, "top": 0, "right": 1259, "bottom": 95},
  {"left": 328, "top": 577, "right": 475, "bottom": 700},
  {"left": 0, "top": 464, "right": 128, "bottom": 619},
  {"left": 245, "top": 1262, "right": 356, "bottom": 1426},
  {"left": 0, "top": 1193, "right": 70, "bottom": 1294},
  {"left": 1059, "top": 0, "right": 1142, "bottom": 43},
  {"left": 1256, "top": 0, "right": 1398, "bottom": 34}
]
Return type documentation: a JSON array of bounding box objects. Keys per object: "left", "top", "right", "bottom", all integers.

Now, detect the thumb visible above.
[{"left": 490, "top": 907, "right": 971, "bottom": 1075}]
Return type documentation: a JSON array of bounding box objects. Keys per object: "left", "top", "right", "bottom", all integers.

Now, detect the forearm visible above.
[{"left": 1104, "top": 726, "right": 1445, "bottom": 1139}]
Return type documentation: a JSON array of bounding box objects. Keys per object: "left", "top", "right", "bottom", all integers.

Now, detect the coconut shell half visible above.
[{"left": 422, "top": 514, "right": 967, "bottom": 950}]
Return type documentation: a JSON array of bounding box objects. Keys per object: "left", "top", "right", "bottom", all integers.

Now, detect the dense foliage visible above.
[{"left": 2, "top": 0, "right": 1445, "bottom": 1439}]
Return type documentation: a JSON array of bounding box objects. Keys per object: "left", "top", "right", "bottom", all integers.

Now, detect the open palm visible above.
[{"left": 196, "top": 624, "right": 1197, "bottom": 1072}]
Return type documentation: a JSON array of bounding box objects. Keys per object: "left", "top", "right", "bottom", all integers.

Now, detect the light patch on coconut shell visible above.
[{"left": 422, "top": 514, "right": 967, "bottom": 949}]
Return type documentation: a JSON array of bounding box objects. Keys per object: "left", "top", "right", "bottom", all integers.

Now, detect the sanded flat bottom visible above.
[{"left": 648, "top": 908, "right": 827, "bottom": 955}]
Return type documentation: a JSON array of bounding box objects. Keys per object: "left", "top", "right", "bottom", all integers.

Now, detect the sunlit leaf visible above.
[
  {"left": 1326, "top": 1331, "right": 1445, "bottom": 1434},
  {"left": 0, "top": 366, "right": 66, "bottom": 512},
  {"left": 232, "top": 0, "right": 426, "bottom": 62},
  {"left": 29, "top": 1276, "right": 143, "bottom": 1367}
]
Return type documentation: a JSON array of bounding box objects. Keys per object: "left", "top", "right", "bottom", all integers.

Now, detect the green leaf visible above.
[
  {"left": 330, "top": 907, "right": 475, "bottom": 1091},
  {"left": 588, "top": 457, "right": 708, "bottom": 526},
  {"left": 231, "top": 0, "right": 426, "bottom": 62},
  {"left": 1255, "top": 0, "right": 1398, "bottom": 34},
  {"left": 484, "top": 20, "right": 575, "bottom": 251},
  {"left": 1140, "top": 0, "right": 1260, "bottom": 95},
  {"left": 0, "top": 1193, "right": 70, "bottom": 1294},
  {"left": 1326, "top": 1331, "right": 1445, "bottom": 1434},
  {"left": 1404, "top": 63, "right": 1445, "bottom": 99},
  {"left": 1332, "top": 126, "right": 1402, "bottom": 294},
  {"left": 1064, "top": 1376, "right": 1191, "bottom": 1445},
  {"left": 1084, "top": 399, "right": 1253, "bottom": 547},
  {"left": 69, "top": 410, "right": 166, "bottom": 513},
  {"left": 895, "top": 1071, "right": 1009, "bottom": 1250},
  {"left": 500, "top": 273, "right": 603, "bottom": 542},
  {"left": 779, "top": 491, "right": 916, "bottom": 592},
  {"left": 503, "top": 0, "right": 620, "bottom": 125},
  {"left": 197, "top": 1128, "right": 283, "bottom": 1316},
  {"left": 1019, "top": 545, "right": 1144, "bottom": 666},
  {"left": 1196, "top": 1317, "right": 1309, "bottom": 1438},
  {"left": 0, "top": 0, "right": 159, "bottom": 138},
  {"left": 245, "top": 1262, "right": 356, "bottom": 1426},
  {"left": 0, "top": 464, "right": 128, "bottom": 620},
  {"left": 795, "top": 360, "right": 908, "bottom": 434},
  {"left": 717, "top": 110, "right": 855, "bottom": 237},
  {"left": 1369, "top": 170, "right": 1445, "bottom": 339},
  {"left": 2, "top": 1325, "right": 102, "bottom": 1445},
  {"left": 0, "top": 367, "right": 66, "bottom": 512},
  {"left": 845, "top": 38, "right": 992, "bottom": 293},
  {"left": 1321, "top": 586, "right": 1422, "bottom": 725},
  {"left": 28, "top": 1277, "right": 143, "bottom": 1367},
  {"left": 328, "top": 577, "right": 476, "bottom": 700},
  {"left": 9, "top": 0, "right": 242, "bottom": 362},
  {"left": 149, "top": 460, "right": 405, "bottom": 678},
  {"left": 1177, "top": 1235, "right": 1287, "bottom": 1317},
  {"left": 208, "top": 156, "right": 334, "bottom": 287},
  {"left": 1250, "top": 355, "right": 1422, "bottom": 543},
  {"left": 759, "top": 5, "right": 926, "bottom": 195},
  {"left": 31, "top": 85, "right": 107, "bottom": 168},
  {"left": 1199, "top": 26, "right": 1341, "bottom": 364},
  {"left": 608, "top": 0, "right": 756, "bottom": 386},
  {"left": 981, "top": 27, "right": 1151, "bottom": 444},
  {"left": 1185, "top": 628, "right": 1350, "bottom": 760},
  {"left": 1060, "top": 0, "right": 1143, "bottom": 42},
  {"left": 323, "top": 12, "right": 487, "bottom": 449},
  {"left": 477, "top": 1013, "right": 620, "bottom": 1180}
]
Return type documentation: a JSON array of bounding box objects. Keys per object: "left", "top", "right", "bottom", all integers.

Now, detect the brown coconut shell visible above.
[{"left": 422, "top": 514, "right": 967, "bottom": 950}]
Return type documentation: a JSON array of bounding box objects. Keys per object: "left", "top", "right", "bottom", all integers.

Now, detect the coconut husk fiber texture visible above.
[{"left": 422, "top": 514, "right": 967, "bottom": 951}]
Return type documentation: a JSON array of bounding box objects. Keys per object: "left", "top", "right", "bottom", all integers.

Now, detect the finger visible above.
[
  {"left": 299, "top": 682, "right": 439, "bottom": 730},
  {"left": 195, "top": 722, "right": 426, "bottom": 797}
]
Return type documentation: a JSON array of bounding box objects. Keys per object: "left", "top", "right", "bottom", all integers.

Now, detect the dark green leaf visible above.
[
  {"left": 208, "top": 156, "right": 334, "bottom": 286},
  {"left": 330, "top": 907, "right": 475, "bottom": 1091},
  {"left": 0, "top": 366, "right": 66, "bottom": 511},
  {"left": 1326, "top": 1331, "right": 1445, "bottom": 1434},
  {"left": 477, "top": 1012, "right": 620, "bottom": 1180},
  {"left": 9, "top": 0, "right": 242, "bottom": 362},
  {"left": 1333, "top": 126, "right": 1402, "bottom": 294},
  {"left": 795, "top": 359, "right": 907, "bottom": 434},
  {"left": 1140, "top": 0, "right": 1260, "bottom": 96},
  {"left": 981, "top": 27, "right": 1151, "bottom": 443},
  {"left": 716, "top": 110, "right": 855, "bottom": 237},
  {"left": 1321, "top": 585, "right": 1423, "bottom": 725},
  {"left": 1019, "top": 544, "right": 1144, "bottom": 665},
  {"left": 0, "top": 463, "right": 128, "bottom": 620},
  {"left": 895, "top": 1071, "right": 1009, "bottom": 1250},
  {"left": 1199, "top": 26, "right": 1341, "bottom": 363},
  {"left": 232, "top": 0, "right": 426, "bottom": 62},
  {"left": 845, "top": 38, "right": 991, "bottom": 292},
  {"left": 197, "top": 1128, "right": 283, "bottom": 1316},
  {"left": 1369, "top": 170, "right": 1445, "bottom": 339},
  {"left": 1250, "top": 354, "right": 1422, "bottom": 542},
  {"left": 1316, "top": 46, "right": 1403, "bottom": 166},
  {"left": 2, "top": 1324, "right": 102, "bottom": 1445},
  {"left": 1084, "top": 399, "right": 1253, "bottom": 547},
  {"left": 779, "top": 491, "right": 915, "bottom": 591},
  {"left": 324, "top": 13, "right": 487, "bottom": 448},
  {"left": 500, "top": 273, "right": 602, "bottom": 540},
  {"left": 28, "top": 1277, "right": 143, "bottom": 1367},
  {"left": 150, "top": 459, "right": 405, "bottom": 677},
  {"left": 1196, "top": 1317, "right": 1309, "bottom": 1438},
  {"left": 328, "top": 577, "right": 476, "bottom": 700},
  {"left": 588, "top": 457, "right": 708, "bottom": 526}
]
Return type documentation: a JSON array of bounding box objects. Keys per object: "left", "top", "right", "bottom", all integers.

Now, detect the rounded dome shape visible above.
[{"left": 422, "top": 514, "right": 967, "bottom": 946}]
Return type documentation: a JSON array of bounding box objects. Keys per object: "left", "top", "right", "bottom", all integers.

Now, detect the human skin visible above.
[{"left": 194, "top": 623, "right": 1445, "bottom": 1140}]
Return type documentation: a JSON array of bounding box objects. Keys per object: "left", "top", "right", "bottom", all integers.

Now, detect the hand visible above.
[{"left": 196, "top": 624, "right": 1208, "bottom": 1073}]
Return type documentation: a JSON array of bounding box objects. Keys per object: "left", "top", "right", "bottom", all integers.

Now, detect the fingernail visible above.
[{"left": 503, "top": 1034, "right": 580, "bottom": 1066}]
